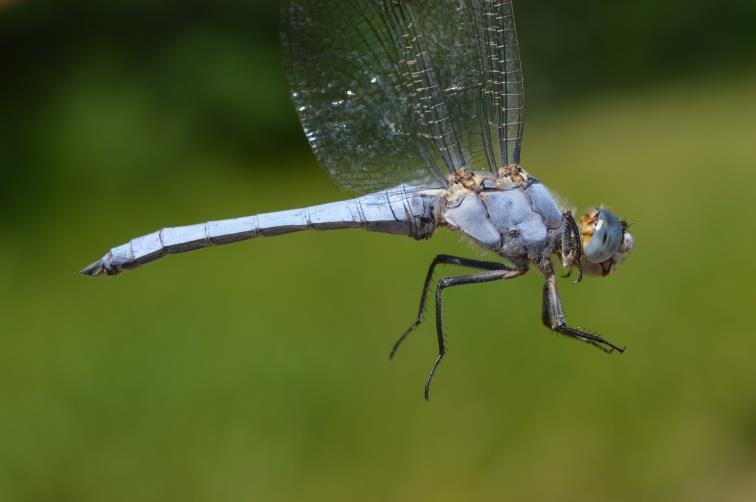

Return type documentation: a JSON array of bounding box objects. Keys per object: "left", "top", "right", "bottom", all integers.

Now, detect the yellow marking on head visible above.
[{"left": 579, "top": 210, "right": 599, "bottom": 249}]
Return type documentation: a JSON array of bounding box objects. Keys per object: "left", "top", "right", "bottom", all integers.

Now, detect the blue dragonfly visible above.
[{"left": 83, "top": 0, "right": 633, "bottom": 399}]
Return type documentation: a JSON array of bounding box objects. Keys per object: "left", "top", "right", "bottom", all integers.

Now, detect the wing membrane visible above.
[{"left": 282, "top": 0, "right": 524, "bottom": 194}]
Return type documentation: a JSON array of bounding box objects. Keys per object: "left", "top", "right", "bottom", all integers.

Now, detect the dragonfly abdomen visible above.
[{"left": 81, "top": 186, "right": 444, "bottom": 277}]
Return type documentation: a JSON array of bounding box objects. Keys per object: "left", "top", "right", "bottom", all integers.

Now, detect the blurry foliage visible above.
[
  {"left": 0, "top": 0, "right": 295, "bottom": 213},
  {"left": 517, "top": 0, "right": 756, "bottom": 98}
]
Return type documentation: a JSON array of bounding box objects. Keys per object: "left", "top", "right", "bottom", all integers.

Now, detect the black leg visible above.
[
  {"left": 561, "top": 211, "right": 584, "bottom": 283},
  {"left": 390, "top": 255, "right": 514, "bottom": 359},
  {"left": 424, "top": 268, "right": 525, "bottom": 401},
  {"left": 541, "top": 273, "right": 624, "bottom": 353}
]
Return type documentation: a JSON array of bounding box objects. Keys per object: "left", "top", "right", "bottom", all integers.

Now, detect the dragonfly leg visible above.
[
  {"left": 561, "top": 211, "right": 584, "bottom": 283},
  {"left": 390, "top": 255, "right": 515, "bottom": 359},
  {"left": 541, "top": 272, "right": 625, "bottom": 353},
  {"left": 424, "top": 268, "right": 525, "bottom": 401}
]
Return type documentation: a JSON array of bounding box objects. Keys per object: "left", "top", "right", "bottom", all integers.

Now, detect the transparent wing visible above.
[{"left": 282, "top": 0, "right": 524, "bottom": 195}]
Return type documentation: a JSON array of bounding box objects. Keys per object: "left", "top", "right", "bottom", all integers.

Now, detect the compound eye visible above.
[{"left": 585, "top": 209, "right": 623, "bottom": 263}]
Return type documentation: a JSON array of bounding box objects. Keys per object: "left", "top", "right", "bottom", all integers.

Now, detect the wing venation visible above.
[{"left": 282, "top": 0, "right": 525, "bottom": 194}]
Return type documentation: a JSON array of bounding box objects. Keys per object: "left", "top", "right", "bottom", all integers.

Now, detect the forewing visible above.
[
  {"left": 282, "top": 0, "right": 525, "bottom": 195},
  {"left": 458, "top": 0, "right": 525, "bottom": 169}
]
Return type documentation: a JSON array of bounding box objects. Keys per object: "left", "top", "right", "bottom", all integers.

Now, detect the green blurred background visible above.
[{"left": 2, "top": 1, "right": 756, "bottom": 501}]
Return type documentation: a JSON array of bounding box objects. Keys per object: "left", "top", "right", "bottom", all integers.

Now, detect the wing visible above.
[{"left": 282, "top": 0, "right": 524, "bottom": 195}]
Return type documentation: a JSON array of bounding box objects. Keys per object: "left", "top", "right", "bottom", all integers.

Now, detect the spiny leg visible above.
[
  {"left": 541, "top": 272, "right": 625, "bottom": 353},
  {"left": 390, "top": 255, "right": 515, "bottom": 359},
  {"left": 561, "top": 210, "right": 584, "bottom": 283},
  {"left": 424, "top": 268, "right": 525, "bottom": 401}
]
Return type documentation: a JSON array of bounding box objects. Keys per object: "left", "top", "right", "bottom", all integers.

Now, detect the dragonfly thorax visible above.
[
  {"left": 444, "top": 165, "right": 531, "bottom": 194},
  {"left": 441, "top": 168, "right": 564, "bottom": 269}
]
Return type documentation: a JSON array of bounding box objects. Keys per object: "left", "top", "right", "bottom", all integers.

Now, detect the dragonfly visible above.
[{"left": 83, "top": 0, "right": 633, "bottom": 399}]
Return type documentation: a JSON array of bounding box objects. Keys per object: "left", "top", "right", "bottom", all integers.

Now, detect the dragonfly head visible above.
[{"left": 578, "top": 208, "right": 633, "bottom": 277}]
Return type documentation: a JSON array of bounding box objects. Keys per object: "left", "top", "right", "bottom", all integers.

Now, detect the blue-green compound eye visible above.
[{"left": 585, "top": 209, "right": 624, "bottom": 263}]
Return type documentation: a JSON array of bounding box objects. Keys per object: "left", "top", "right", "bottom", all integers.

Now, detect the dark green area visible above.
[{"left": 2, "top": 1, "right": 756, "bottom": 501}]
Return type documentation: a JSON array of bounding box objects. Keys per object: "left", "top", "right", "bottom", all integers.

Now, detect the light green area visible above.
[{"left": 2, "top": 74, "right": 756, "bottom": 502}]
